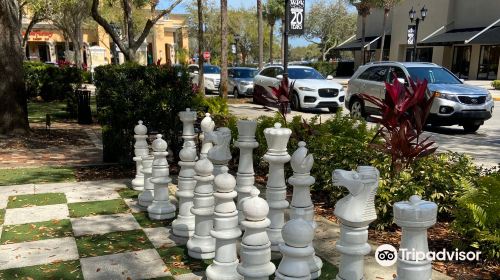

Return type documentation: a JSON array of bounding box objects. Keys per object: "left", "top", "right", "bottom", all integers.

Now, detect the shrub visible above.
[
  {"left": 492, "top": 80, "right": 500, "bottom": 90},
  {"left": 452, "top": 172, "right": 500, "bottom": 260},
  {"left": 94, "top": 63, "right": 196, "bottom": 163},
  {"left": 311, "top": 61, "right": 337, "bottom": 77}
]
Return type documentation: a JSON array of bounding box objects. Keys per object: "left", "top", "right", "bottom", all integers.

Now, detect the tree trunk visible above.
[
  {"left": 257, "top": 0, "right": 263, "bottom": 69},
  {"left": 379, "top": 8, "right": 389, "bottom": 61},
  {"left": 197, "top": 0, "right": 204, "bottom": 96},
  {"left": 269, "top": 23, "right": 274, "bottom": 63},
  {"left": 220, "top": 0, "right": 228, "bottom": 98},
  {"left": 281, "top": 18, "right": 285, "bottom": 62},
  {"left": 0, "top": 0, "right": 29, "bottom": 135},
  {"left": 361, "top": 14, "right": 367, "bottom": 64},
  {"left": 72, "top": 23, "right": 84, "bottom": 69},
  {"left": 22, "top": 14, "right": 40, "bottom": 57}
]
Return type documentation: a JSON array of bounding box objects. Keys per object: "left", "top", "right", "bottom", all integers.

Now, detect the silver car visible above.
[
  {"left": 228, "top": 67, "right": 258, "bottom": 98},
  {"left": 346, "top": 62, "right": 494, "bottom": 133}
]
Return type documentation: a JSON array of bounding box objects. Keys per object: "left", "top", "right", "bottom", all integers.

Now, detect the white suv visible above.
[
  {"left": 253, "top": 65, "right": 345, "bottom": 112},
  {"left": 188, "top": 64, "right": 221, "bottom": 94}
]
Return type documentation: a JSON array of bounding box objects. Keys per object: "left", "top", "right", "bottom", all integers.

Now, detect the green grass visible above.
[
  {"left": 0, "top": 260, "right": 83, "bottom": 279},
  {"left": 157, "top": 245, "right": 212, "bottom": 275},
  {"left": 75, "top": 229, "right": 154, "bottom": 258},
  {"left": 0, "top": 208, "right": 4, "bottom": 225},
  {"left": 7, "top": 193, "right": 66, "bottom": 209},
  {"left": 132, "top": 212, "right": 173, "bottom": 228},
  {"left": 117, "top": 188, "right": 140, "bottom": 199},
  {"left": 0, "top": 166, "right": 75, "bottom": 186},
  {"left": 68, "top": 199, "right": 130, "bottom": 218},
  {"left": 1, "top": 219, "right": 73, "bottom": 245},
  {"left": 27, "top": 96, "right": 96, "bottom": 123}
]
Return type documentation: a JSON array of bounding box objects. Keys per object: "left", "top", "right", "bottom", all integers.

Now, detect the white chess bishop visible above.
[
  {"left": 132, "top": 121, "right": 148, "bottom": 190},
  {"left": 200, "top": 113, "right": 215, "bottom": 158}
]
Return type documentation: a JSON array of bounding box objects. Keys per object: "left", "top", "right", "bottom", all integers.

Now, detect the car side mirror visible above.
[
  {"left": 460, "top": 78, "right": 465, "bottom": 83},
  {"left": 397, "top": 78, "right": 406, "bottom": 84},
  {"left": 194, "top": 70, "right": 199, "bottom": 74},
  {"left": 276, "top": 74, "right": 283, "bottom": 80},
  {"left": 327, "top": 75, "right": 334, "bottom": 80}
]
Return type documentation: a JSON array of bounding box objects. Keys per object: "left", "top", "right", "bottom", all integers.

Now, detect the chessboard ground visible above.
[{"left": 0, "top": 179, "right": 338, "bottom": 280}]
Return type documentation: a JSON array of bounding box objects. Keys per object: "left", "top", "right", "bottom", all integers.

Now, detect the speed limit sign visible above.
[{"left": 288, "top": 0, "right": 305, "bottom": 35}]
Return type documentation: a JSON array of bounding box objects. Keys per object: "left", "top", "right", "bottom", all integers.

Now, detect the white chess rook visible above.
[
  {"left": 237, "top": 188, "right": 276, "bottom": 280},
  {"left": 147, "top": 134, "right": 176, "bottom": 220},
  {"left": 179, "top": 108, "right": 197, "bottom": 148},
  {"left": 138, "top": 154, "right": 154, "bottom": 209},
  {"left": 332, "top": 166, "right": 379, "bottom": 280},
  {"left": 275, "top": 218, "right": 315, "bottom": 280},
  {"left": 289, "top": 141, "right": 323, "bottom": 279},
  {"left": 132, "top": 120, "right": 148, "bottom": 190},
  {"left": 200, "top": 113, "right": 215, "bottom": 158},
  {"left": 235, "top": 120, "right": 259, "bottom": 228},
  {"left": 263, "top": 123, "right": 291, "bottom": 251},
  {"left": 172, "top": 142, "right": 197, "bottom": 237},
  {"left": 207, "top": 127, "right": 232, "bottom": 176},
  {"left": 206, "top": 167, "right": 243, "bottom": 280},
  {"left": 394, "top": 195, "right": 437, "bottom": 280},
  {"left": 187, "top": 156, "right": 216, "bottom": 259}
]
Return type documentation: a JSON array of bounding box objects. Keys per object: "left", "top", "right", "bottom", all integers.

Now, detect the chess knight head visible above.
[
  {"left": 201, "top": 113, "right": 215, "bottom": 133},
  {"left": 264, "top": 123, "right": 292, "bottom": 155},
  {"left": 290, "top": 141, "right": 313, "bottom": 174},
  {"left": 207, "top": 127, "right": 232, "bottom": 163},
  {"left": 332, "top": 166, "right": 379, "bottom": 227}
]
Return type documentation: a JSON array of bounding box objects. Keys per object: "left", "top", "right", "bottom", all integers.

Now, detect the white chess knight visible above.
[
  {"left": 179, "top": 108, "right": 197, "bottom": 148},
  {"left": 148, "top": 134, "right": 176, "bottom": 220},
  {"left": 132, "top": 120, "right": 149, "bottom": 190},
  {"left": 289, "top": 141, "right": 322, "bottom": 279},
  {"left": 200, "top": 113, "right": 215, "bottom": 158},
  {"left": 332, "top": 166, "right": 379, "bottom": 280},
  {"left": 206, "top": 127, "right": 232, "bottom": 176}
]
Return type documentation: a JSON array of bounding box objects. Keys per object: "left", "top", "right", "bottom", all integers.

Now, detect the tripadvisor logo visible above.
[{"left": 375, "top": 244, "right": 482, "bottom": 267}]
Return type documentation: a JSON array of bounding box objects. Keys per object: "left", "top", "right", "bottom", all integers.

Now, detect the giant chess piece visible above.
[
  {"left": 187, "top": 156, "right": 216, "bottom": 259},
  {"left": 147, "top": 134, "right": 176, "bottom": 220},
  {"left": 132, "top": 121, "right": 148, "bottom": 190},
  {"left": 394, "top": 195, "right": 437, "bottom": 280},
  {"left": 235, "top": 120, "right": 259, "bottom": 227},
  {"left": 289, "top": 141, "right": 323, "bottom": 279},
  {"left": 332, "top": 166, "right": 379, "bottom": 280},
  {"left": 179, "top": 108, "right": 197, "bottom": 148},
  {"left": 172, "top": 142, "right": 197, "bottom": 237},
  {"left": 206, "top": 167, "right": 243, "bottom": 280},
  {"left": 237, "top": 188, "right": 276, "bottom": 280},
  {"left": 200, "top": 113, "right": 215, "bottom": 158},
  {"left": 207, "top": 127, "right": 232, "bottom": 176},
  {"left": 263, "top": 122, "right": 291, "bottom": 251},
  {"left": 138, "top": 154, "right": 154, "bottom": 209},
  {"left": 275, "top": 218, "right": 315, "bottom": 280}
]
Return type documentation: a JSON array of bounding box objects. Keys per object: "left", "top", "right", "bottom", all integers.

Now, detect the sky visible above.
[{"left": 158, "top": 0, "right": 318, "bottom": 47}]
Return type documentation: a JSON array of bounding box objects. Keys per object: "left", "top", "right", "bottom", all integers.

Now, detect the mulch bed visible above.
[
  {"left": 0, "top": 128, "right": 92, "bottom": 150},
  {"left": 74, "top": 164, "right": 135, "bottom": 182}
]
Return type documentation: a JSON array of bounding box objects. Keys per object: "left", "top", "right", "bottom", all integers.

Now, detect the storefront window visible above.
[
  {"left": 478, "top": 45, "right": 500, "bottom": 80},
  {"left": 364, "top": 50, "right": 376, "bottom": 63},
  {"left": 452, "top": 46, "right": 471, "bottom": 79},
  {"left": 405, "top": 47, "right": 433, "bottom": 62}
]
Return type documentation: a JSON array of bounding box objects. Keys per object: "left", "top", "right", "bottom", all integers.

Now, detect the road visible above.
[{"left": 228, "top": 100, "right": 500, "bottom": 167}]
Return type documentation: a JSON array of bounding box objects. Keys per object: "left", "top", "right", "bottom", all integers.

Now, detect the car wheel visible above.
[
  {"left": 329, "top": 107, "right": 339, "bottom": 113},
  {"left": 350, "top": 98, "right": 365, "bottom": 119},
  {"left": 291, "top": 93, "right": 301, "bottom": 111},
  {"left": 233, "top": 88, "right": 239, "bottom": 98},
  {"left": 463, "top": 123, "right": 481, "bottom": 133}
]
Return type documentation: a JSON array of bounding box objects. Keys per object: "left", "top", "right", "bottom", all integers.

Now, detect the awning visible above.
[
  {"left": 469, "top": 26, "right": 500, "bottom": 44},
  {"left": 420, "top": 26, "right": 500, "bottom": 45},
  {"left": 334, "top": 35, "right": 391, "bottom": 51}
]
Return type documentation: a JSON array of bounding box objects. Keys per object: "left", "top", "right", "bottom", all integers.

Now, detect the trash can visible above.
[{"left": 76, "top": 89, "right": 92, "bottom": 124}]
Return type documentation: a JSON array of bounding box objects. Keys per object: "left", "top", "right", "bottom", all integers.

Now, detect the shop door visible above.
[
  {"left": 478, "top": 45, "right": 500, "bottom": 80},
  {"left": 452, "top": 46, "right": 471, "bottom": 79},
  {"left": 38, "top": 44, "right": 49, "bottom": 62}
]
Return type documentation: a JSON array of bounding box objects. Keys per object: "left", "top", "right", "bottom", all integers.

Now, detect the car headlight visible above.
[
  {"left": 340, "top": 86, "right": 345, "bottom": 93},
  {"left": 298, "top": 86, "right": 315, "bottom": 92},
  {"left": 434, "top": 91, "right": 458, "bottom": 101},
  {"left": 486, "top": 92, "right": 492, "bottom": 102},
  {"left": 240, "top": 81, "right": 251, "bottom": 86}
]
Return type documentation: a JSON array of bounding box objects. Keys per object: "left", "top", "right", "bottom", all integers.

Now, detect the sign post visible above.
[{"left": 284, "top": 0, "right": 305, "bottom": 75}]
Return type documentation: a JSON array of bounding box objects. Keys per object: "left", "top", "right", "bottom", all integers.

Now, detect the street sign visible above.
[
  {"left": 203, "top": 51, "right": 211, "bottom": 60},
  {"left": 231, "top": 44, "right": 237, "bottom": 54},
  {"left": 288, "top": 0, "right": 305, "bottom": 35}
]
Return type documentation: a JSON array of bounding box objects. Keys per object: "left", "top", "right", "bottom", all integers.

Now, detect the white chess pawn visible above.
[
  {"left": 147, "top": 134, "right": 176, "bottom": 220},
  {"left": 179, "top": 108, "right": 197, "bottom": 148},
  {"left": 132, "top": 120, "right": 148, "bottom": 190},
  {"left": 138, "top": 154, "right": 154, "bottom": 209},
  {"left": 207, "top": 127, "right": 232, "bottom": 176},
  {"left": 200, "top": 113, "right": 215, "bottom": 158},
  {"left": 172, "top": 142, "right": 197, "bottom": 237},
  {"left": 263, "top": 122, "right": 291, "bottom": 251},
  {"left": 275, "top": 219, "right": 315, "bottom": 280},
  {"left": 187, "top": 156, "right": 216, "bottom": 259},
  {"left": 289, "top": 141, "right": 322, "bottom": 279},
  {"left": 206, "top": 167, "right": 242, "bottom": 280},
  {"left": 237, "top": 188, "right": 276, "bottom": 280}
]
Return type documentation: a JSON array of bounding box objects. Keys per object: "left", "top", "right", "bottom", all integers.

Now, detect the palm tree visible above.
[
  {"left": 220, "top": 0, "right": 228, "bottom": 98},
  {"left": 197, "top": 0, "right": 205, "bottom": 96},
  {"left": 257, "top": 0, "right": 264, "bottom": 69},
  {"left": 265, "top": 0, "right": 284, "bottom": 64},
  {"left": 376, "top": 0, "right": 402, "bottom": 61},
  {"left": 350, "top": 0, "right": 373, "bottom": 64}
]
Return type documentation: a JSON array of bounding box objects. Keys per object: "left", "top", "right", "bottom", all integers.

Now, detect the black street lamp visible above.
[{"left": 409, "top": 5, "right": 428, "bottom": 62}]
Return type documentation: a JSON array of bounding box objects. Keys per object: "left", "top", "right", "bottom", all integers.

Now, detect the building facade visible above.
[
  {"left": 22, "top": 13, "right": 189, "bottom": 69},
  {"left": 337, "top": 0, "right": 500, "bottom": 80}
]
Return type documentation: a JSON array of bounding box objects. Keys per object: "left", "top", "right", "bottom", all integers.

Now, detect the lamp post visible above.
[
  {"left": 234, "top": 34, "right": 240, "bottom": 66},
  {"left": 409, "top": 5, "right": 428, "bottom": 62}
]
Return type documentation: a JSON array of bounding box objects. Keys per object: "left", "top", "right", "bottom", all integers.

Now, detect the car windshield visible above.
[
  {"left": 204, "top": 65, "right": 221, "bottom": 74},
  {"left": 288, "top": 68, "right": 324, "bottom": 80},
  {"left": 232, "top": 69, "right": 258, "bottom": 78},
  {"left": 406, "top": 67, "right": 461, "bottom": 84}
]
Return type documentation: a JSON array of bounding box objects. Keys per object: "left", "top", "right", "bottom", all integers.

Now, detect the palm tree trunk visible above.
[
  {"left": 220, "top": 0, "right": 228, "bottom": 98},
  {"left": 197, "top": 0, "right": 204, "bottom": 96},
  {"left": 257, "top": 0, "right": 263, "bottom": 69},
  {"left": 281, "top": 18, "right": 285, "bottom": 62},
  {"left": 379, "top": 8, "right": 389, "bottom": 61},
  {"left": 269, "top": 23, "right": 274, "bottom": 63},
  {"left": 361, "top": 14, "right": 367, "bottom": 64}
]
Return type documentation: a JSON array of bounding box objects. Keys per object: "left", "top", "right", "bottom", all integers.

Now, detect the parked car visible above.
[
  {"left": 253, "top": 65, "right": 345, "bottom": 112},
  {"left": 346, "top": 61, "right": 494, "bottom": 132},
  {"left": 228, "top": 67, "right": 258, "bottom": 98},
  {"left": 188, "top": 64, "right": 221, "bottom": 94}
]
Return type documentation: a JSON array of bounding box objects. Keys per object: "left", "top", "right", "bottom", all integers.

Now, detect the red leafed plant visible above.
[
  {"left": 360, "top": 75, "right": 437, "bottom": 174},
  {"left": 270, "top": 76, "right": 295, "bottom": 125}
]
